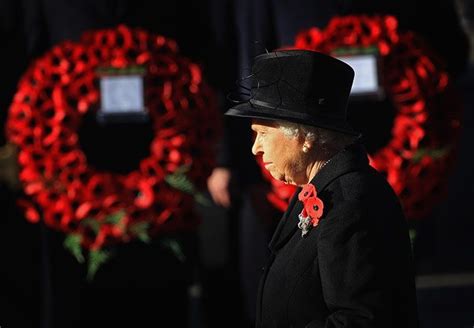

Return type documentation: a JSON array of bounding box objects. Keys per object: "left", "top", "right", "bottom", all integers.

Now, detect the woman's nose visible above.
[{"left": 251, "top": 138, "right": 261, "bottom": 155}]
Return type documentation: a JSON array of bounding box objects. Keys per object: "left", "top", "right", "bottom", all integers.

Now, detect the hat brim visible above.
[{"left": 225, "top": 101, "right": 360, "bottom": 136}]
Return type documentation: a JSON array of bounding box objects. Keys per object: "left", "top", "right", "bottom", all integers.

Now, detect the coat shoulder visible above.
[{"left": 318, "top": 166, "right": 407, "bottom": 237}]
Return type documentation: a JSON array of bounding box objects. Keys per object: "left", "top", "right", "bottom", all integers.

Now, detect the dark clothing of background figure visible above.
[{"left": 258, "top": 142, "right": 418, "bottom": 328}]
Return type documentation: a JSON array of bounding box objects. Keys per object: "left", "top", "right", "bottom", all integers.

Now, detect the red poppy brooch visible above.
[{"left": 297, "top": 184, "right": 324, "bottom": 237}]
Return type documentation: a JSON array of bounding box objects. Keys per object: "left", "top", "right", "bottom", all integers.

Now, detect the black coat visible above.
[{"left": 256, "top": 142, "right": 419, "bottom": 328}]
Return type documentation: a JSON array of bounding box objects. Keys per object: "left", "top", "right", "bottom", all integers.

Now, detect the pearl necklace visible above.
[{"left": 285, "top": 159, "right": 332, "bottom": 185}]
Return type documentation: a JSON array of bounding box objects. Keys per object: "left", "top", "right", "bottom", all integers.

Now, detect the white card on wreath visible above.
[
  {"left": 337, "top": 54, "right": 382, "bottom": 97},
  {"left": 100, "top": 75, "right": 144, "bottom": 114}
]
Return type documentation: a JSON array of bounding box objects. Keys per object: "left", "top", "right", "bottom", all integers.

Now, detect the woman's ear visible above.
[{"left": 302, "top": 140, "right": 313, "bottom": 153}]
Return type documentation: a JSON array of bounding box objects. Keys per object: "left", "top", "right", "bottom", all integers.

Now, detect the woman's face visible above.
[{"left": 251, "top": 120, "right": 307, "bottom": 184}]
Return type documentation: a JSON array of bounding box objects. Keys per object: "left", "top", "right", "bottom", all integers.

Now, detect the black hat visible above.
[{"left": 225, "top": 49, "right": 359, "bottom": 135}]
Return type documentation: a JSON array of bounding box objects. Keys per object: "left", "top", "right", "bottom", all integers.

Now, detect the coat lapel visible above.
[
  {"left": 267, "top": 142, "right": 370, "bottom": 253},
  {"left": 268, "top": 188, "right": 302, "bottom": 252}
]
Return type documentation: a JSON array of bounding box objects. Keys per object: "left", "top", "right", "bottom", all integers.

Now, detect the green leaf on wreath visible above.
[
  {"left": 81, "top": 217, "right": 100, "bottom": 234},
  {"left": 411, "top": 149, "right": 425, "bottom": 162},
  {"left": 87, "top": 249, "right": 110, "bottom": 281},
  {"left": 161, "top": 238, "right": 186, "bottom": 263},
  {"left": 175, "top": 164, "right": 191, "bottom": 174},
  {"left": 104, "top": 210, "right": 125, "bottom": 225},
  {"left": 194, "top": 192, "right": 211, "bottom": 206},
  {"left": 137, "top": 231, "right": 151, "bottom": 244},
  {"left": 165, "top": 165, "right": 211, "bottom": 206},
  {"left": 64, "top": 234, "right": 85, "bottom": 263},
  {"left": 412, "top": 147, "right": 449, "bottom": 163},
  {"left": 430, "top": 147, "right": 450, "bottom": 159},
  {"left": 165, "top": 172, "right": 195, "bottom": 194},
  {"left": 129, "top": 222, "right": 151, "bottom": 244}
]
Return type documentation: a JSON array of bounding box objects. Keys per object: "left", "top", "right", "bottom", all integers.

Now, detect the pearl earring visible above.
[{"left": 302, "top": 145, "right": 309, "bottom": 153}]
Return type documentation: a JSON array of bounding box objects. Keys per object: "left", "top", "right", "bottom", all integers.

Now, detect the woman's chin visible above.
[
  {"left": 266, "top": 168, "right": 292, "bottom": 184},
  {"left": 268, "top": 170, "right": 282, "bottom": 181}
]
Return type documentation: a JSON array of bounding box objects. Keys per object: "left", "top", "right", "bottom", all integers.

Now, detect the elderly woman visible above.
[{"left": 225, "top": 50, "right": 418, "bottom": 327}]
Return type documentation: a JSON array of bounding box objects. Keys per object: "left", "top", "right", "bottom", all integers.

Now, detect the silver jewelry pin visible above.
[{"left": 297, "top": 213, "right": 312, "bottom": 237}]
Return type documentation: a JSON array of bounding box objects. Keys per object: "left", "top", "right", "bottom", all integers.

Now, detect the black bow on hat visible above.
[{"left": 225, "top": 49, "right": 359, "bottom": 135}]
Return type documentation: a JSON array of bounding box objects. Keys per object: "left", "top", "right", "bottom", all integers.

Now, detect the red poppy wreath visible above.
[
  {"left": 6, "top": 25, "right": 220, "bottom": 278},
  {"left": 258, "top": 15, "right": 462, "bottom": 220}
]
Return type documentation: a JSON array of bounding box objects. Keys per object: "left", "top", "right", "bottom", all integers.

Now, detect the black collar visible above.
[{"left": 268, "top": 142, "right": 370, "bottom": 252}]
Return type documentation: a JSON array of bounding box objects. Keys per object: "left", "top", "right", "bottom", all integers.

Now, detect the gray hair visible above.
[{"left": 276, "top": 121, "right": 356, "bottom": 155}]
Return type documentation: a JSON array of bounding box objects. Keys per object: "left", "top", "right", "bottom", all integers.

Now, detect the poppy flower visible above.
[
  {"left": 298, "top": 184, "right": 317, "bottom": 202},
  {"left": 17, "top": 199, "right": 41, "bottom": 223},
  {"left": 304, "top": 197, "right": 324, "bottom": 226},
  {"left": 134, "top": 179, "right": 154, "bottom": 209}
]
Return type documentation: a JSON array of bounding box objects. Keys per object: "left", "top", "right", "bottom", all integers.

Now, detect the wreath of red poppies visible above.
[
  {"left": 6, "top": 25, "right": 219, "bottom": 269},
  {"left": 258, "top": 15, "right": 462, "bottom": 220}
]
